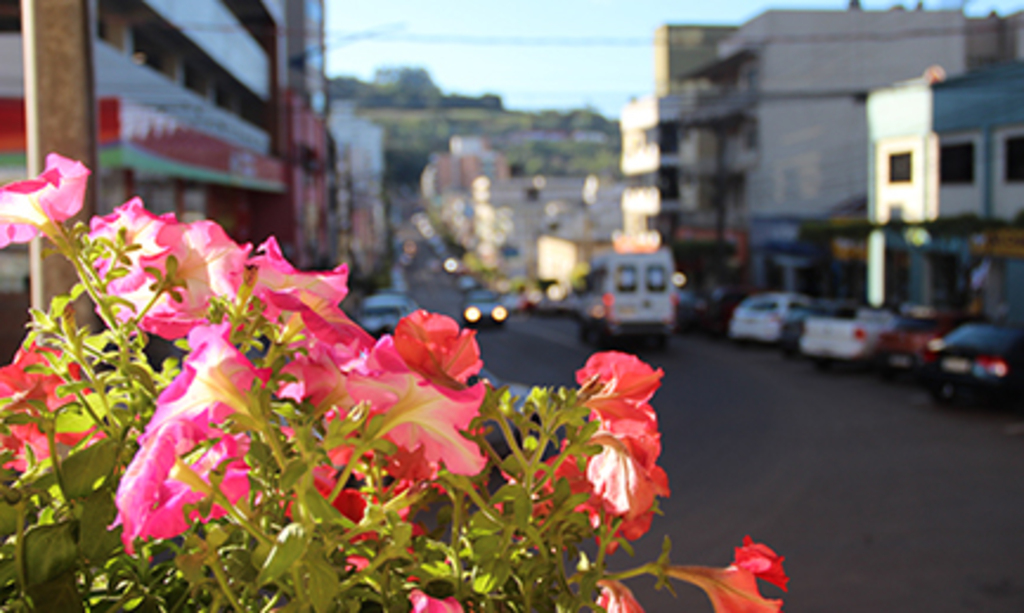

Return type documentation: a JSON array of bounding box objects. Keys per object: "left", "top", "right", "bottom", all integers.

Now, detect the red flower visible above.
[
  {"left": 668, "top": 564, "right": 783, "bottom": 613},
  {"left": 393, "top": 310, "right": 482, "bottom": 390},
  {"left": 313, "top": 466, "right": 367, "bottom": 524},
  {"left": 596, "top": 580, "right": 646, "bottom": 613},
  {"left": 667, "top": 537, "right": 788, "bottom": 613},
  {"left": 576, "top": 351, "right": 662, "bottom": 432},
  {"left": 734, "top": 536, "right": 788, "bottom": 592}
]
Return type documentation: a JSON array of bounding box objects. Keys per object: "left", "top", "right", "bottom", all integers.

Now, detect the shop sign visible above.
[
  {"left": 970, "top": 229, "right": 1024, "bottom": 259},
  {"left": 831, "top": 237, "right": 867, "bottom": 261}
]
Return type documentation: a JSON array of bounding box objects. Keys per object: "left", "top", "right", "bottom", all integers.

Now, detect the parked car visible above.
[
  {"left": 694, "top": 286, "right": 755, "bottom": 336},
  {"left": 918, "top": 322, "right": 1024, "bottom": 405},
  {"left": 674, "top": 288, "right": 701, "bottom": 333},
  {"left": 727, "top": 292, "right": 812, "bottom": 344},
  {"left": 779, "top": 300, "right": 857, "bottom": 357},
  {"left": 799, "top": 307, "right": 897, "bottom": 369},
  {"left": 874, "top": 312, "right": 976, "bottom": 380},
  {"left": 356, "top": 292, "right": 420, "bottom": 337},
  {"left": 462, "top": 289, "right": 509, "bottom": 328},
  {"left": 576, "top": 248, "right": 675, "bottom": 348}
]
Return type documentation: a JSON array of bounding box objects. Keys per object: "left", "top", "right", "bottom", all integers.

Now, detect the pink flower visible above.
[
  {"left": 0, "top": 153, "right": 89, "bottom": 248},
  {"left": 409, "top": 589, "right": 463, "bottom": 613},
  {"left": 277, "top": 342, "right": 361, "bottom": 417},
  {"left": 576, "top": 352, "right": 662, "bottom": 432},
  {"left": 115, "top": 419, "right": 250, "bottom": 554},
  {"left": 136, "top": 219, "right": 250, "bottom": 338},
  {"left": 596, "top": 580, "right": 646, "bottom": 613},
  {"left": 250, "top": 237, "right": 373, "bottom": 352},
  {"left": 147, "top": 323, "right": 266, "bottom": 436},
  {"left": 393, "top": 310, "right": 482, "bottom": 390},
  {"left": 346, "top": 337, "right": 486, "bottom": 476}
]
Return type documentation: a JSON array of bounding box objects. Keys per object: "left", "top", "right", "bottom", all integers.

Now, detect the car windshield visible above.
[
  {"left": 467, "top": 290, "right": 498, "bottom": 303},
  {"left": 942, "top": 324, "right": 1024, "bottom": 354},
  {"left": 363, "top": 306, "right": 402, "bottom": 317}
]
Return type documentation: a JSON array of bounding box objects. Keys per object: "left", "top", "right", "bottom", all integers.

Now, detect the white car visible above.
[
  {"left": 727, "top": 292, "right": 811, "bottom": 344},
  {"left": 356, "top": 293, "right": 419, "bottom": 337}
]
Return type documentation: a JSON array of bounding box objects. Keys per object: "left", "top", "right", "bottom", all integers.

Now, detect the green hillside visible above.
[{"left": 329, "top": 69, "right": 621, "bottom": 187}]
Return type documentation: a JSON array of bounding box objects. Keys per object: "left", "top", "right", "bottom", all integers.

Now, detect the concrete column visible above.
[
  {"left": 21, "top": 0, "right": 98, "bottom": 312},
  {"left": 867, "top": 229, "right": 886, "bottom": 307}
]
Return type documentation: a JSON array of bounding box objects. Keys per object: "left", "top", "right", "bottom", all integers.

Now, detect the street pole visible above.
[{"left": 21, "top": 0, "right": 98, "bottom": 312}]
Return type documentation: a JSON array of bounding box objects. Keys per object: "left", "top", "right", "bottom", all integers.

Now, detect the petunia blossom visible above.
[
  {"left": 734, "top": 536, "right": 789, "bottom": 592},
  {"left": 277, "top": 342, "right": 362, "bottom": 417},
  {"left": 250, "top": 236, "right": 374, "bottom": 352},
  {"left": 88, "top": 198, "right": 176, "bottom": 320},
  {"left": 346, "top": 337, "right": 486, "bottom": 476},
  {"left": 146, "top": 323, "right": 266, "bottom": 436},
  {"left": 596, "top": 580, "right": 646, "bottom": 613},
  {"left": 0, "top": 153, "right": 89, "bottom": 248},
  {"left": 115, "top": 418, "right": 250, "bottom": 553},
  {"left": 586, "top": 430, "right": 670, "bottom": 521},
  {"left": 576, "top": 351, "right": 662, "bottom": 432},
  {"left": 393, "top": 310, "right": 482, "bottom": 390},
  {"left": 134, "top": 219, "right": 250, "bottom": 338},
  {"left": 409, "top": 589, "right": 464, "bottom": 613},
  {"left": 0, "top": 344, "right": 90, "bottom": 470},
  {"left": 666, "top": 564, "right": 783, "bottom": 613}
]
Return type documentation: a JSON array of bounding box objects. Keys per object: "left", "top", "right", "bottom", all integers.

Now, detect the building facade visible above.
[
  {"left": 625, "top": 7, "right": 1024, "bottom": 294},
  {"left": 866, "top": 61, "right": 1024, "bottom": 323}
]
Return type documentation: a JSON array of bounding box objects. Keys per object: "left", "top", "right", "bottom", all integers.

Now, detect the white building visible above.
[
  {"left": 328, "top": 101, "right": 386, "bottom": 278},
  {"left": 624, "top": 7, "right": 1023, "bottom": 293}
]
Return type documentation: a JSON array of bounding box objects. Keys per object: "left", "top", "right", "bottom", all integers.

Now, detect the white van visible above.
[{"left": 577, "top": 248, "right": 676, "bottom": 349}]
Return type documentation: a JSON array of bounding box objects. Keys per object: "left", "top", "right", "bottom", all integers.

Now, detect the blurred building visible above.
[
  {"left": 866, "top": 61, "right": 1024, "bottom": 323},
  {"left": 0, "top": 0, "right": 332, "bottom": 283},
  {"left": 328, "top": 100, "right": 387, "bottom": 279},
  {"left": 422, "top": 136, "right": 511, "bottom": 196},
  {"left": 624, "top": 7, "right": 1024, "bottom": 293}
]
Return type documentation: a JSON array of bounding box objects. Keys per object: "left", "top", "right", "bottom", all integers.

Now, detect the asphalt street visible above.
[{"left": 399, "top": 240, "right": 1024, "bottom": 612}]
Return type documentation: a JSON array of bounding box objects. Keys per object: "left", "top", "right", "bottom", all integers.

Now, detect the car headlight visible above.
[
  {"left": 492, "top": 306, "right": 508, "bottom": 321},
  {"left": 464, "top": 306, "right": 482, "bottom": 322}
]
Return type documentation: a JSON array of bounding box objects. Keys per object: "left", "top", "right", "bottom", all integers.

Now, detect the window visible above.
[
  {"left": 1006, "top": 136, "right": 1024, "bottom": 182},
  {"left": 183, "top": 64, "right": 206, "bottom": 96},
  {"left": 889, "top": 152, "right": 912, "bottom": 183},
  {"left": 616, "top": 265, "right": 637, "bottom": 293},
  {"left": 657, "top": 167, "right": 679, "bottom": 200},
  {"left": 659, "top": 122, "right": 679, "bottom": 154},
  {"left": 940, "top": 143, "right": 974, "bottom": 184},
  {"left": 646, "top": 265, "right": 667, "bottom": 292}
]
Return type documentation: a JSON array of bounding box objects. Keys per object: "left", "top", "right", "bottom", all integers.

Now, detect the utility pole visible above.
[{"left": 21, "top": 0, "right": 98, "bottom": 311}]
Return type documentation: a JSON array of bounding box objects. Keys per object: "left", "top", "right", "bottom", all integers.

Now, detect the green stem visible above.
[
  {"left": 210, "top": 556, "right": 245, "bottom": 612},
  {"left": 14, "top": 501, "right": 26, "bottom": 593},
  {"left": 602, "top": 562, "right": 660, "bottom": 583},
  {"left": 496, "top": 415, "right": 532, "bottom": 488},
  {"left": 328, "top": 442, "right": 371, "bottom": 504},
  {"left": 44, "top": 422, "right": 67, "bottom": 499}
]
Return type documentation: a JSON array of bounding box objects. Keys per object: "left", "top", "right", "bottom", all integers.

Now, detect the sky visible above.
[{"left": 325, "top": 0, "right": 1024, "bottom": 118}]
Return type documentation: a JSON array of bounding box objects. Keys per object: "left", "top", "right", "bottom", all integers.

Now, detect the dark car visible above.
[
  {"left": 674, "top": 288, "right": 701, "bottom": 333},
  {"left": 695, "top": 286, "right": 754, "bottom": 336},
  {"left": 778, "top": 300, "right": 857, "bottom": 357},
  {"left": 874, "top": 312, "right": 975, "bottom": 380},
  {"left": 918, "top": 323, "right": 1024, "bottom": 406},
  {"left": 461, "top": 289, "right": 509, "bottom": 328}
]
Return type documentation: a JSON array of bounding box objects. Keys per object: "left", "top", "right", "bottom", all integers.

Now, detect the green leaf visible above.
[
  {"left": 259, "top": 524, "right": 309, "bottom": 585},
  {"left": 0, "top": 501, "right": 18, "bottom": 536},
  {"left": 24, "top": 522, "right": 78, "bottom": 586},
  {"left": 513, "top": 487, "right": 531, "bottom": 531},
  {"left": 175, "top": 550, "right": 206, "bottom": 584},
  {"left": 279, "top": 460, "right": 308, "bottom": 493},
  {"left": 61, "top": 438, "right": 118, "bottom": 499},
  {"left": 305, "top": 559, "right": 340, "bottom": 613},
  {"left": 78, "top": 489, "right": 120, "bottom": 563},
  {"left": 303, "top": 488, "right": 344, "bottom": 525},
  {"left": 26, "top": 571, "right": 83, "bottom": 613}
]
